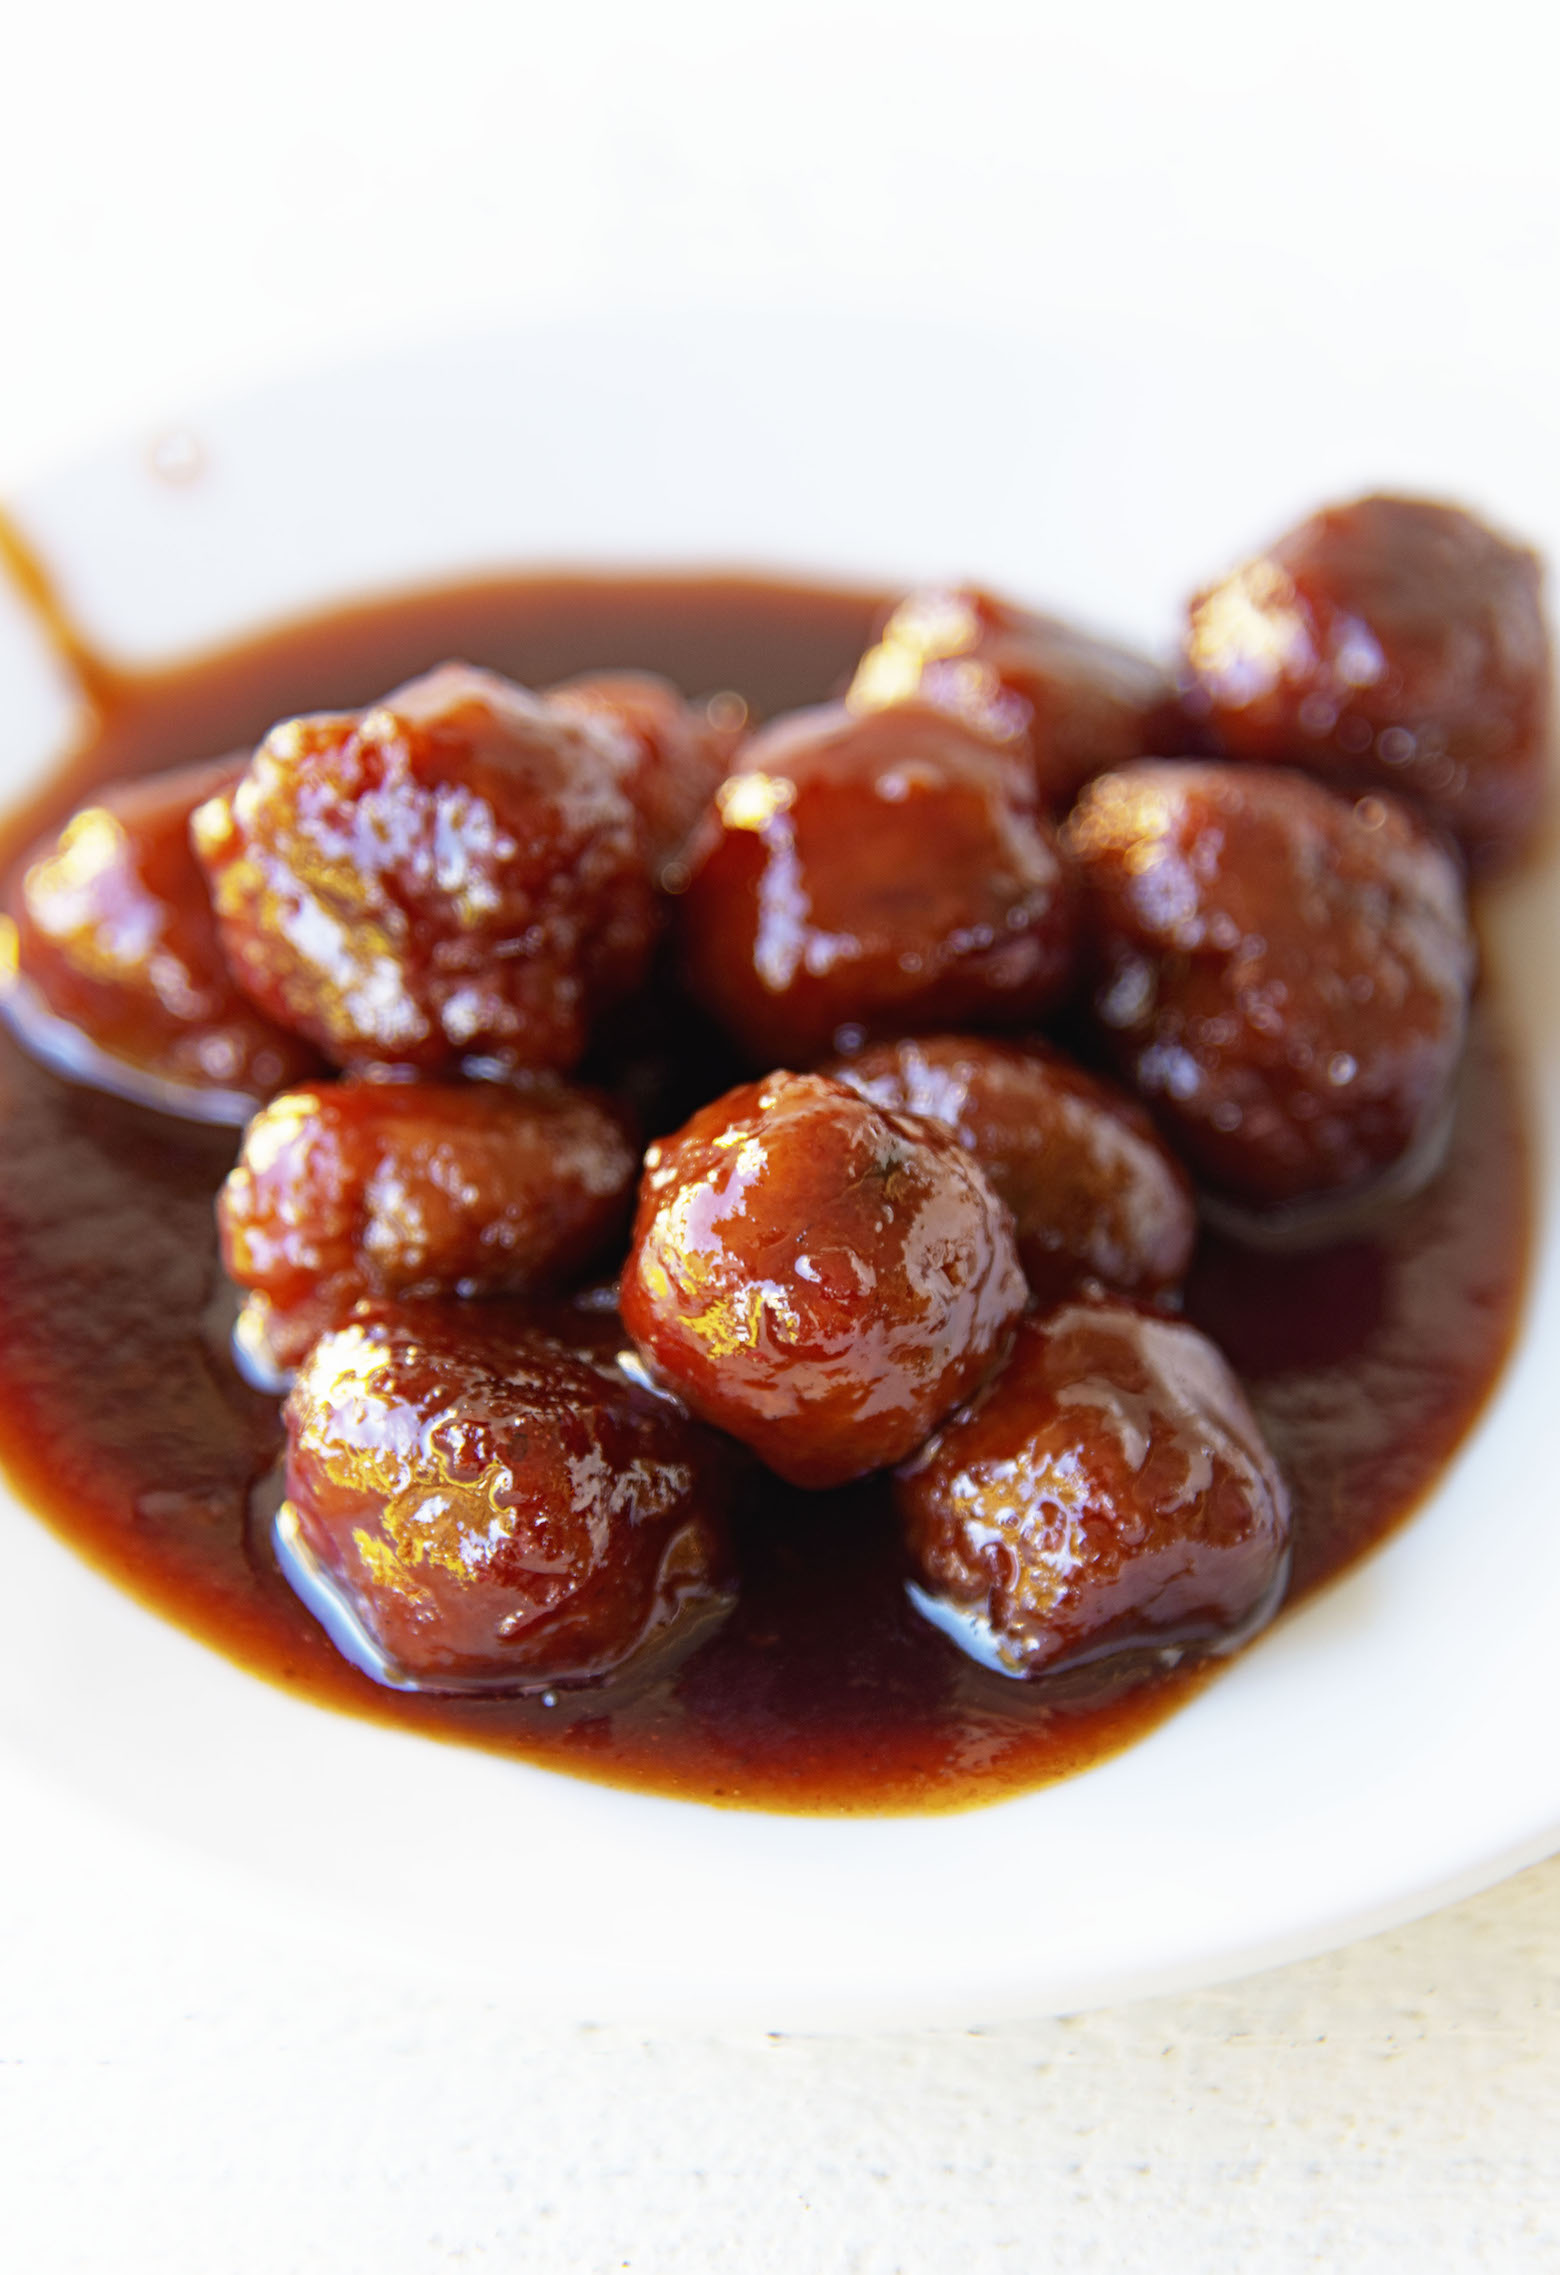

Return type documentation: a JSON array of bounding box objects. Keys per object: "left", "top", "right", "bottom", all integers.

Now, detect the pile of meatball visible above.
[{"left": 4, "top": 495, "right": 1548, "bottom": 1697}]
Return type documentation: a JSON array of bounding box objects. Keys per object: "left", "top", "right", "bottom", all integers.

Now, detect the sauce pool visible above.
[{"left": 0, "top": 560, "right": 1533, "bottom": 1812}]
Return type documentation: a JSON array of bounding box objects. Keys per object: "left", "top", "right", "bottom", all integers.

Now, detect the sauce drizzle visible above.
[{"left": 0, "top": 558, "right": 1532, "bottom": 1812}]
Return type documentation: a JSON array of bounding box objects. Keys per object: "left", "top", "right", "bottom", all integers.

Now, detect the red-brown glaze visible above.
[
  {"left": 850, "top": 584, "right": 1196, "bottom": 807},
  {"left": 194, "top": 662, "right": 657, "bottom": 1074},
  {"left": 545, "top": 670, "right": 746, "bottom": 880},
  {"left": 4, "top": 754, "right": 319, "bottom": 1118},
  {"left": 676, "top": 698, "right": 1077, "bottom": 1065},
  {"left": 1183, "top": 495, "right": 1552, "bottom": 871},
  {"left": 0, "top": 561, "right": 1533, "bottom": 1813},
  {"left": 1065, "top": 762, "right": 1474, "bottom": 1212},
  {"left": 280, "top": 1298, "right": 733, "bottom": 1689},
  {"left": 824, "top": 1032, "right": 1195, "bottom": 1304},
  {"left": 220, "top": 1074, "right": 636, "bottom": 1374},
  {"left": 896, "top": 1299, "right": 1290, "bottom": 1676},
  {"left": 621, "top": 1070, "right": 1026, "bottom": 1488}
]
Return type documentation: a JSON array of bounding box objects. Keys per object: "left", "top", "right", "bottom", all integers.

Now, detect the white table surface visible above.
[
  {"left": 3, "top": 1754, "right": 1558, "bottom": 2272},
  {"left": 4, "top": 4, "right": 1560, "bottom": 2264}
]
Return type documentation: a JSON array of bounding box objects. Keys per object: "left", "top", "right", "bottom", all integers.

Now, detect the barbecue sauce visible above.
[{"left": 0, "top": 545, "right": 1532, "bottom": 1811}]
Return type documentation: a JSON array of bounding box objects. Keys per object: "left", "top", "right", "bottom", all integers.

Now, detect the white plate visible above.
[{"left": 1, "top": 315, "right": 1558, "bottom": 2031}]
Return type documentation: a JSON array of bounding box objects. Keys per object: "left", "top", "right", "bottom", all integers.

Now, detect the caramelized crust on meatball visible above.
[
  {"left": 848, "top": 585, "right": 1193, "bottom": 808},
  {"left": 620, "top": 1070, "right": 1026, "bottom": 1488},
  {"left": 220, "top": 1075, "right": 637, "bottom": 1374},
  {"left": 193, "top": 663, "right": 658, "bottom": 1075},
  {"left": 1064, "top": 762, "right": 1474, "bottom": 1212},
  {"left": 896, "top": 1299, "right": 1291, "bottom": 1678},
  {"left": 279, "top": 1299, "right": 734, "bottom": 1691},
  {"left": 3, "top": 756, "right": 318, "bottom": 1120},
  {"left": 825, "top": 1033, "right": 1195, "bottom": 1303},
  {"left": 675, "top": 699, "right": 1077, "bottom": 1065},
  {"left": 545, "top": 670, "right": 745, "bottom": 880},
  {"left": 1183, "top": 495, "right": 1551, "bottom": 870}
]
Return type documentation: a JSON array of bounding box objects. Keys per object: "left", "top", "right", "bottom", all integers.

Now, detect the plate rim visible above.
[{"left": 2, "top": 317, "right": 1557, "bottom": 2029}]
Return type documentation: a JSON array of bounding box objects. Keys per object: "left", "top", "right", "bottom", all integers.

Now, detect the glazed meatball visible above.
[
  {"left": 675, "top": 699, "right": 1077, "bottom": 1065},
  {"left": 848, "top": 585, "right": 1192, "bottom": 809},
  {"left": 193, "top": 662, "right": 658, "bottom": 1075},
  {"left": 278, "top": 1299, "right": 733, "bottom": 1691},
  {"left": 620, "top": 1070, "right": 1026, "bottom": 1489},
  {"left": 825, "top": 1034, "right": 1195, "bottom": 1303},
  {"left": 3, "top": 756, "right": 317, "bottom": 1120},
  {"left": 220, "top": 1075, "right": 637, "bottom": 1375},
  {"left": 1064, "top": 763, "right": 1474, "bottom": 1213},
  {"left": 1183, "top": 495, "right": 1551, "bottom": 870},
  {"left": 545, "top": 671, "right": 745, "bottom": 881},
  {"left": 896, "top": 1299, "right": 1291, "bottom": 1678}
]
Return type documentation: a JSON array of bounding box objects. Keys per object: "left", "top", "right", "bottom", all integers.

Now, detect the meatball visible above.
[
  {"left": 220, "top": 1074, "right": 637, "bottom": 1376},
  {"left": 896, "top": 1299, "right": 1291, "bottom": 1678},
  {"left": 278, "top": 1299, "right": 734, "bottom": 1691},
  {"left": 847, "top": 584, "right": 1192, "bottom": 809},
  {"left": 3, "top": 756, "right": 318, "bottom": 1120},
  {"left": 192, "top": 662, "right": 658, "bottom": 1075},
  {"left": 675, "top": 699, "right": 1077, "bottom": 1065},
  {"left": 1064, "top": 763, "right": 1474, "bottom": 1212},
  {"left": 620, "top": 1070, "right": 1026, "bottom": 1489},
  {"left": 545, "top": 671, "right": 745, "bottom": 880},
  {"left": 1183, "top": 495, "right": 1551, "bottom": 870},
  {"left": 825, "top": 1034, "right": 1195, "bottom": 1303}
]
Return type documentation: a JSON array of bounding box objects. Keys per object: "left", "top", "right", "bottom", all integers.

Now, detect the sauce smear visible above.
[{"left": 0, "top": 564, "right": 1532, "bottom": 1811}]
